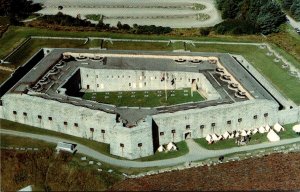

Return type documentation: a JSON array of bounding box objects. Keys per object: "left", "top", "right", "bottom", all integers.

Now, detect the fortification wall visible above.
[
  {"left": 277, "top": 107, "right": 300, "bottom": 125},
  {"left": 110, "top": 117, "right": 153, "bottom": 159},
  {"left": 1, "top": 94, "right": 116, "bottom": 144},
  {"left": 80, "top": 68, "right": 219, "bottom": 100},
  {"left": 152, "top": 99, "right": 279, "bottom": 145}
]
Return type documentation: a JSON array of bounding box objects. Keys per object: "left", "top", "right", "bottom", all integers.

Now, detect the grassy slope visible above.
[
  {"left": 6, "top": 38, "right": 88, "bottom": 67},
  {"left": 0, "top": 119, "right": 111, "bottom": 156}
]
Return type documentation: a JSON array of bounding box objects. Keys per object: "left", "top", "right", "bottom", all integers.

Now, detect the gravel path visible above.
[{"left": 1, "top": 128, "right": 299, "bottom": 168}]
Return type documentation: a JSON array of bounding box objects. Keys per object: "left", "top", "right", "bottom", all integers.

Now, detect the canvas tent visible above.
[
  {"left": 211, "top": 134, "right": 219, "bottom": 141},
  {"left": 267, "top": 129, "right": 280, "bottom": 142},
  {"left": 223, "top": 131, "right": 230, "bottom": 139},
  {"left": 241, "top": 130, "right": 248, "bottom": 137},
  {"left": 259, "top": 126, "right": 266, "bottom": 133},
  {"left": 251, "top": 128, "right": 258, "bottom": 135},
  {"left": 157, "top": 145, "right": 165, "bottom": 152},
  {"left": 292, "top": 124, "right": 300, "bottom": 133},
  {"left": 265, "top": 125, "right": 271, "bottom": 132},
  {"left": 206, "top": 134, "right": 213, "bottom": 143},
  {"left": 273, "top": 123, "right": 284, "bottom": 132},
  {"left": 166, "top": 142, "right": 177, "bottom": 151}
]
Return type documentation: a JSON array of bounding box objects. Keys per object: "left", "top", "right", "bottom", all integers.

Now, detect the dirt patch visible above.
[{"left": 110, "top": 152, "right": 300, "bottom": 191}]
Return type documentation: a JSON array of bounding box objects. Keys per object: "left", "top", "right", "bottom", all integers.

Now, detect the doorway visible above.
[{"left": 184, "top": 131, "right": 192, "bottom": 139}]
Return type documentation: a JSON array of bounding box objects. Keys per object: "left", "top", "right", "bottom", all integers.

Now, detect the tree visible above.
[
  {"left": 282, "top": 0, "right": 293, "bottom": 10},
  {"left": 0, "top": 0, "right": 42, "bottom": 20},
  {"left": 117, "top": 21, "right": 122, "bottom": 30},
  {"left": 290, "top": 1, "right": 300, "bottom": 21}
]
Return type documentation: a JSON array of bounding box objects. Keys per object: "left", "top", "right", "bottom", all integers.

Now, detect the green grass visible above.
[
  {"left": 0, "top": 119, "right": 111, "bottom": 156},
  {"left": 0, "top": 26, "right": 262, "bottom": 59},
  {"left": 6, "top": 38, "right": 87, "bottom": 67},
  {"left": 188, "top": 43, "right": 300, "bottom": 105},
  {"left": 104, "top": 40, "right": 173, "bottom": 51},
  {"left": 85, "top": 14, "right": 103, "bottom": 21},
  {"left": 0, "top": 70, "right": 11, "bottom": 84},
  {"left": 194, "top": 123, "right": 299, "bottom": 150},
  {"left": 193, "top": 3, "right": 206, "bottom": 10},
  {"left": 169, "top": 41, "right": 185, "bottom": 50},
  {"left": 137, "top": 141, "right": 188, "bottom": 161},
  {"left": 0, "top": 134, "right": 56, "bottom": 149},
  {"left": 83, "top": 89, "right": 205, "bottom": 107}
]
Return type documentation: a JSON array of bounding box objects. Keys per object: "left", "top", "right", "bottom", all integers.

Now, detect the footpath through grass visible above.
[
  {"left": 194, "top": 123, "right": 299, "bottom": 150},
  {"left": 83, "top": 89, "right": 205, "bottom": 107}
]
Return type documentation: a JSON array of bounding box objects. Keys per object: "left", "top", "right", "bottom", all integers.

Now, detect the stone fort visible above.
[{"left": 0, "top": 48, "right": 299, "bottom": 159}]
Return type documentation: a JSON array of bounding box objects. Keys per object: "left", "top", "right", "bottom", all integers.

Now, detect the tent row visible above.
[
  {"left": 157, "top": 142, "right": 177, "bottom": 152},
  {"left": 205, "top": 123, "right": 286, "bottom": 144}
]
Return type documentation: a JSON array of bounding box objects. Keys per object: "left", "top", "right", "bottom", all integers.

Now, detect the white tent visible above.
[
  {"left": 273, "top": 123, "right": 284, "bottom": 132},
  {"left": 246, "top": 130, "right": 252, "bottom": 135},
  {"left": 166, "top": 142, "right": 177, "bottom": 151},
  {"left": 223, "top": 131, "right": 230, "bottom": 139},
  {"left": 292, "top": 124, "right": 300, "bottom": 133},
  {"left": 211, "top": 134, "right": 220, "bottom": 141},
  {"left": 251, "top": 128, "right": 258, "bottom": 135},
  {"left": 259, "top": 126, "right": 266, "bottom": 133},
  {"left": 228, "top": 133, "right": 235, "bottom": 139},
  {"left": 267, "top": 129, "right": 280, "bottom": 142},
  {"left": 265, "top": 125, "right": 271, "bottom": 132},
  {"left": 218, "top": 135, "right": 223, "bottom": 140},
  {"left": 235, "top": 132, "right": 240, "bottom": 138},
  {"left": 241, "top": 130, "right": 248, "bottom": 137},
  {"left": 206, "top": 134, "right": 212, "bottom": 142},
  {"left": 157, "top": 145, "right": 165, "bottom": 152}
]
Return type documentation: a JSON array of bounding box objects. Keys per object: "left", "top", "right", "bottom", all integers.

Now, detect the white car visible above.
[{"left": 56, "top": 142, "right": 77, "bottom": 153}]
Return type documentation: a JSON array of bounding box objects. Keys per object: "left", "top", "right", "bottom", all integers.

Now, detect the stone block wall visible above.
[
  {"left": 1, "top": 94, "right": 116, "bottom": 144},
  {"left": 153, "top": 99, "right": 279, "bottom": 146},
  {"left": 80, "top": 68, "right": 219, "bottom": 100},
  {"left": 110, "top": 117, "right": 154, "bottom": 159}
]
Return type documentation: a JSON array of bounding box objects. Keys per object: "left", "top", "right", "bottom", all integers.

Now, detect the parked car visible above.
[{"left": 56, "top": 142, "right": 77, "bottom": 153}]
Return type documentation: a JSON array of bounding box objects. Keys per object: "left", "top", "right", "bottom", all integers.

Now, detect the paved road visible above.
[
  {"left": 286, "top": 15, "right": 300, "bottom": 29},
  {"left": 1, "top": 129, "right": 300, "bottom": 168}
]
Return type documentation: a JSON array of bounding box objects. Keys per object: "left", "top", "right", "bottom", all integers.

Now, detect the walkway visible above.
[
  {"left": 1, "top": 129, "right": 300, "bottom": 168},
  {"left": 286, "top": 15, "right": 300, "bottom": 29}
]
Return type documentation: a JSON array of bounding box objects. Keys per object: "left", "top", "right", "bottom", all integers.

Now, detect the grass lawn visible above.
[
  {"left": 6, "top": 38, "right": 88, "bottom": 67},
  {"left": 188, "top": 43, "right": 300, "bottom": 105},
  {"left": 137, "top": 141, "right": 188, "bottom": 161},
  {"left": 0, "top": 119, "right": 111, "bottom": 156},
  {"left": 0, "top": 134, "right": 56, "bottom": 149},
  {"left": 0, "top": 70, "right": 11, "bottom": 84},
  {"left": 0, "top": 26, "right": 263, "bottom": 59},
  {"left": 85, "top": 14, "right": 103, "bottom": 21},
  {"left": 194, "top": 123, "right": 299, "bottom": 150},
  {"left": 104, "top": 40, "right": 173, "bottom": 51},
  {"left": 83, "top": 88, "right": 205, "bottom": 107}
]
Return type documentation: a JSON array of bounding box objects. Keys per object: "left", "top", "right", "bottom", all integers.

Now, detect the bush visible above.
[
  {"left": 199, "top": 28, "right": 210, "bottom": 36},
  {"left": 214, "top": 19, "right": 258, "bottom": 35}
]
